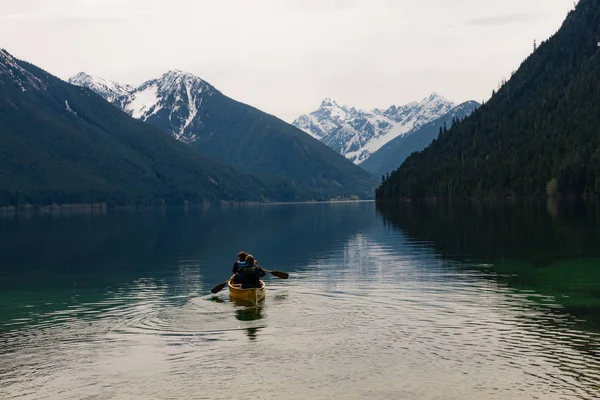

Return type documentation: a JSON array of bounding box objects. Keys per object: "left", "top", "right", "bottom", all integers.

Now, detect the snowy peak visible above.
[
  {"left": 123, "top": 70, "right": 214, "bottom": 142},
  {"left": 421, "top": 93, "right": 452, "bottom": 110},
  {"left": 316, "top": 98, "right": 356, "bottom": 121},
  {"left": 68, "top": 72, "right": 132, "bottom": 103},
  {"left": 320, "top": 98, "right": 339, "bottom": 108},
  {"left": 157, "top": 70, "right": 206, "bottom": 89},
  {"left": 426, "top": 92, "right": 446, "bottom": 102},
  {"left": 0, "top": 49, "right": 45, "bottom": 92},
  {"left": 69, "top": 69, "right": 216, "bottom": 144},
  {"left": 134, "top": 70, "right": 213, "bottom": 101},
  {"left": 318, "top": 98, "right": 358, "bottom": 115},
  {"left": 420, "top": 92, "right": 454, "bottom": 113},
  {"left": 292, "top": 93, "right": 456, "bottom": 164},
  {"left": 383, "top": 93, "right": 454, "bottom": 122},
  {"left": 294, "top": 98, "right": 357, "bottom": 140}
]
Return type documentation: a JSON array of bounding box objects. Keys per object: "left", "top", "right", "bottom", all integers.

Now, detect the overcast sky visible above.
[{"left": 1, "top": 0, "right": 574, "bottom": 121}]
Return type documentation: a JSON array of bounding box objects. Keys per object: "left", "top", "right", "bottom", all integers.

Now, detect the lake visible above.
[{"left": 0, "top": 201, "right": 599, "bottom": 399}]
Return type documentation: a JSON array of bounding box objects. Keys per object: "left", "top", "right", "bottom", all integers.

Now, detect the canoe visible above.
[{"left": 228, "top": 279, "right": 266, "bottom": 303}]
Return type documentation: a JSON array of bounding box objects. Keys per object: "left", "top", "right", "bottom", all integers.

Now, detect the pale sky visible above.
[{"left": 1, "top": 0, "right": 575, "bottom": 121}]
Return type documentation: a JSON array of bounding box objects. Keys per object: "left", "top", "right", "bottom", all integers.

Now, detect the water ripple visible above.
[{"left": 1, "top": 223, "right": 599, "bottom": 399}]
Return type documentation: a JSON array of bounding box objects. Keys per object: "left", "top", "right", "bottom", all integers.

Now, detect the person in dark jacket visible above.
[
  {"left": 232, "top": 251, "right": 248, "bottom": 284},
  {"left": 237, "top": 254, "right": 266, "bottom": 288}
]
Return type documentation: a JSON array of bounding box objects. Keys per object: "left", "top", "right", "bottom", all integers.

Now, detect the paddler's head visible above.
[
  {"left": 238, "top": 251, "right": 248, "bottom": 261},
  {"left": 245, "top": 255, "right": 255, "bottom": 265}
]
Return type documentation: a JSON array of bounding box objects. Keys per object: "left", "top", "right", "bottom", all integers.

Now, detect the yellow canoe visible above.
[{"left": 228, "top": 280, "right": 266, "bottom": 303}]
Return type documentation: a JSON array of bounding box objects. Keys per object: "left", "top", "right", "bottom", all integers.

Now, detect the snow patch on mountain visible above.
[
  {"left": 125, "top": 83, "right": 160, "bottom": 119},
  {"left": 69, "top": 69, "right": 215, "bottom": 144},
  {"left": 68, "top": 72, "right": 132, "bottom": 103},
  {"left": 293, "top": 93, "right": 456, "bottom": 164},
  {"left": 65, "top": 100, "right": 77, "bottom": 115},
  {"left": 179, "top": 82, "right": 198, "bottom": 140},
  {"left": 0, "top": 49, "right": 45, "bottom": 92}
]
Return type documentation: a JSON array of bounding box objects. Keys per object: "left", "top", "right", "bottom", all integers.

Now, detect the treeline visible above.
[{"left": 377, "top": 0, "right": 600, "bottom": 201}]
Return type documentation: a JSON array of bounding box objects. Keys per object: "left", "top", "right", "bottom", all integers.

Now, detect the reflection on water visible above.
[
  {"left": 230, "top": 297, "right": 265, "bottom": 322},
  {"left": 244, "top": 327, "right": 261, "bottom": 341},
  {"left": 0, "top": 202, "right": 599, "bottom": 399},
  {"left": 230, "top": 295, "right": 265, "bottom": 340},
  {"left": 376, "top": 200, "right": 600, "bottom": 329}
]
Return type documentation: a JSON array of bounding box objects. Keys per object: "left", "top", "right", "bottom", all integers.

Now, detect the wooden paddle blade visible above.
[
  {"left": 211, "top": 281, "right": 228, "bottom": 294},
  {"left": 270, "top": 270, "right": 289, "bottom": 279}
]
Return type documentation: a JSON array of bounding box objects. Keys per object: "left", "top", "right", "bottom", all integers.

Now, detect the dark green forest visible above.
[
  {"left": 0, "top": 51, "right": 375, "bottom": 208},
  {"left": 136, "top": 77, "right": 377, "bottom": 200},
  {"left": 188, "top": 94, "right": 377, "bottom": 200},
  {"left": 377, "top": 0, "right": 600, "bottom": 201},
  {"left": 0, "top": 52, "right": 317, "bottom": 207}
]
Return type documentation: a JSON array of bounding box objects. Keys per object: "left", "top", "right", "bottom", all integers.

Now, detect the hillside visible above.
[
  {"left": 0, "top": 50, "right": 306, "bottom": 207},
  {"left": 70, "top": 72, "right": 377, "bottom": 200},
  {"left": 377, "top": 0, "right": 600, "bottom": 200},
  {"left": 361, "top": 101, "right": 479, "bottom": 177}
]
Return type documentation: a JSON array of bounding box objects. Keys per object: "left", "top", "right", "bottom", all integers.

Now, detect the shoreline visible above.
[{"left": 0, "top": 199, "right": 376, "bottom": 216}]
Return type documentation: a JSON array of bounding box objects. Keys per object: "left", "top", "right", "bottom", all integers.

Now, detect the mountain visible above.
[
  {"left": 361, "top": 101, "right": 479, "bottom": 177},
  {"left": 70, "top": 71, "right": 377, "bottom": 199},
  {"left": 68, "top": 72, "right": 132, "bottom": 105},
  {"left": 0, "top": 49, "right": 314, "bottom": 207},
  {"left": 377, "top": 0, "right": 600, "bottom": 200},
  {"left": 70, "top": 70, "right": 216, "bottom": 143},
  {"left": 292, "top": 94, "right": 457, "bottom": 164}
]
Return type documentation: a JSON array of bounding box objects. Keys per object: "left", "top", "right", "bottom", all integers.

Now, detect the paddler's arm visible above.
[{"left": 255, "top": 265, "right": 266, "bottom": 278}]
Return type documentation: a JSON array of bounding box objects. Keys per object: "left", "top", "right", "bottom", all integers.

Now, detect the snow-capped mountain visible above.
[
  {"left": 122, "top": 70, "right": 214, "bottom": 143},
  {"left": 292, "top": 94, "right": 456, "bottom": 164},
  {"left": 68, "top": 72, "right": 132, "bottom": 104},
  {"left": 68, "top": 69, "right": 377, "bottom": 198},
  {"left": 361, "top": 100, "right": 480, "bottom": 177},
  {"left": 69, "top": 70, "right": 215, "bottom": 143},
  {"left": 0, "top": 49, "right": 46, "bottom": 92}
]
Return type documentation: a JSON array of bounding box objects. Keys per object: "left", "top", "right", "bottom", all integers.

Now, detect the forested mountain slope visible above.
[
  {"left": 71, "top": 71, "right": 377, "bottom": 200},
  {"left": 0, "top": 50, "right": 305, "bottom": 207},
  {"left": 377, "top": 0, "right": 600, "bottom": 200}
]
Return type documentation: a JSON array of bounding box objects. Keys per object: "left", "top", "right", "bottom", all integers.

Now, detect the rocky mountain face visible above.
[
  {"left": 292, "top": 94, "right": 457, "bottom": 164},
  {"left": 69, "top": 70, "right": 212, "bottom": 143},
  {"left": 68, "top": 72, "right": 132, "bottom": 105}
]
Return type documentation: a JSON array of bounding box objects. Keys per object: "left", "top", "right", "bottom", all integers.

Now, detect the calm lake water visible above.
[{"left": 0, "top": 201, "right": 599, "bottom": 399}]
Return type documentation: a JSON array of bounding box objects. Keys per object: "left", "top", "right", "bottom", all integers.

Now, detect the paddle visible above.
[
  {"left": 263, "top": 269, "right": 289, "bottom": 279},
  {"left": 211, "top": 275, "right": 234, "bottom": 294}
]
